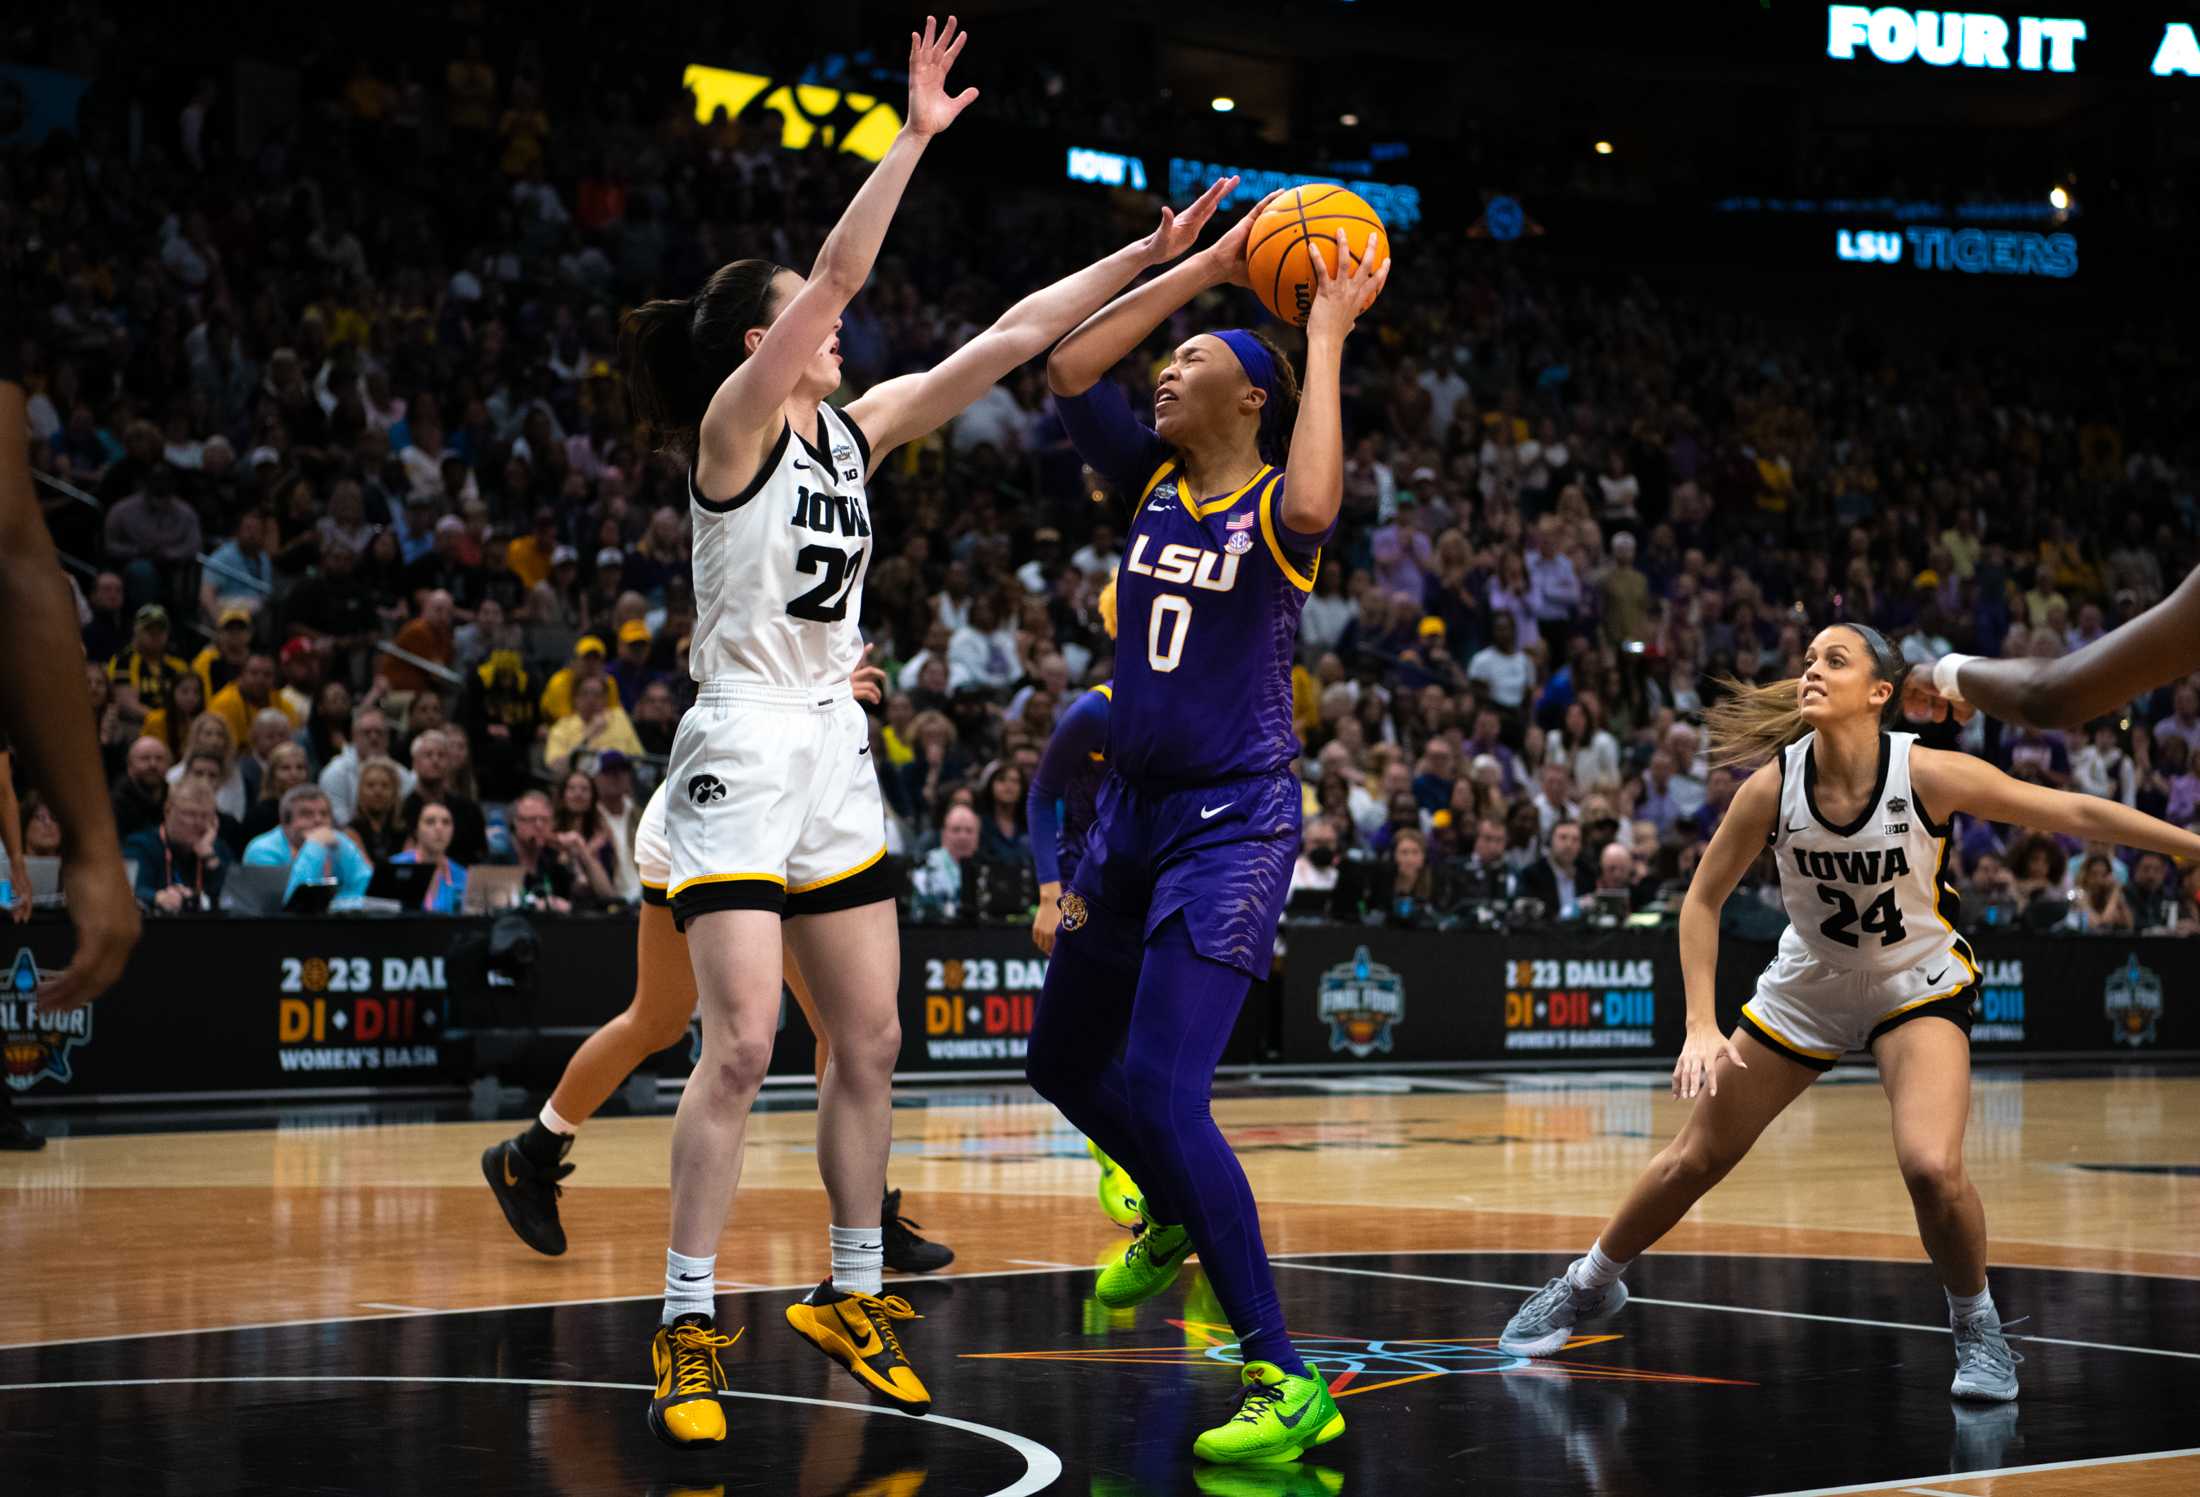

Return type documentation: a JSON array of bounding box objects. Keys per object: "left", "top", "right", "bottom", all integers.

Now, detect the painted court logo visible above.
[
  {"left": 2, "top": 948, "right": 91, "bottom": 1092},
  {"left": 2104, "top": 954, "right": 2164, "bottom": 1047},
  {"left": 1318, "top": 945, "right": 1405, "bottom": 1058}
]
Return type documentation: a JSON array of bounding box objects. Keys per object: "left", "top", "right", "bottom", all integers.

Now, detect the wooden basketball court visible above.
[{"left": 6, "top": 1065, "right": 2197, "bottom": 1494}]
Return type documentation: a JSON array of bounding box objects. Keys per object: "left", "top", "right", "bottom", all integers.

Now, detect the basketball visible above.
[{"left": 1244, "top": 184, "right": 1390, "bottom": 327}]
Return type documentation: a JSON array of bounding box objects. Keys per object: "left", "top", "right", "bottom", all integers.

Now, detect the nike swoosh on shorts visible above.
[{"left": 1201, "top": 802, "right": 1234, "bottom": 819}]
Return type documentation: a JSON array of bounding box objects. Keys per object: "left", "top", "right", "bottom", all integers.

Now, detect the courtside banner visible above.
[{"left": 1279, "top": 928, "right": 2200, "bottom": 1066}]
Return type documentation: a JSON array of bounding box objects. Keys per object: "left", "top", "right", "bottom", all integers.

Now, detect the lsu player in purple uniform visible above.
[
  {"left": 1027, "top": 200, "right": 1389, "bottom": 1464},
  {"left": 1026, "top": 580, "right": 1142, "bottom": 1228}
]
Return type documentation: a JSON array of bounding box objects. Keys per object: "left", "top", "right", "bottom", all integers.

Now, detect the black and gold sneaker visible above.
[
  {"left": 647, "top": 1313, "right": 741, "bottom": 1447},
  {"left": 881, "top": 1189, "right": 954, "bottom": 1274},
  {"left": 785, "top": 1280, "right": 931, "bottom": 1413},
  {"left": 481, "top": 1136, "right": 573, "bottom": 1256}
]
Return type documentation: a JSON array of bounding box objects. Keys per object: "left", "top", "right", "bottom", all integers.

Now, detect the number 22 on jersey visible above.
[{"left": 787, "top": 484, "right": 867, "bottom": 623}]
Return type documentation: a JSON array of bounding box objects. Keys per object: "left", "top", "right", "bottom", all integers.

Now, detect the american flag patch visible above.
[{"left": 1226, "top": 510, "right": 1256, "bottom": 530}]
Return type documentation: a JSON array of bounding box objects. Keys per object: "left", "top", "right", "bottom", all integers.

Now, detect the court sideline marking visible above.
[
  {"left": 1749, "top": 1444, "right": 2200, "bottom": 1497},
  {"left": 6, "top": 1249, "right": 2194, "bottom": 1354},
  {"left": 0, "top": 1374, "right": 1061, "bottom": 1497},
  {"left": 1270, "top": 1260, "right": 2200, "bottom": 1363}
]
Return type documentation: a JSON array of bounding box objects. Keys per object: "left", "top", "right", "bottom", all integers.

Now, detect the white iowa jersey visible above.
[
  {"left": 1770, "top": 731, "right": 1962, "bottom": 974},
  {"left": 689, "top": 404, "right": 872, "bottom": 689}
]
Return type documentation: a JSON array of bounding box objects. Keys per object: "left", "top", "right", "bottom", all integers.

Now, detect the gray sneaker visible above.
[
  {"left": 1949, "top": 1307, "right": 2023, "bottom": 1401},
  {"left": 1499, "top": 1273, "right": 1629, "bottom": 1358}
]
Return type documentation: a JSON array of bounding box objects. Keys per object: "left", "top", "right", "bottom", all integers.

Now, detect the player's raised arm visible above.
[
  {"left": 849, "top": 178, "right": 1237, "bottom": 470},
  {"left": 1913, "top": 746, "right": 2200, "bottom": 863},
  {"left": 702, "top": 16, "right": 977, "bottom": 447},
  {"left": 1904, "top": 564, "right": 2200, "bottom": 730},
  {"left": 1671, "top": 762, "right": 1778, "bottom": 1099},
  {"left": 1045, "top": 189, "right": 1282, "bottom": 397},
  {"left": 1282, "top": 228, "right": 1388, "bottom": 536}
]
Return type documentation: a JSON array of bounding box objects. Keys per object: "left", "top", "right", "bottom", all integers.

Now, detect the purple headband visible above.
[{"left": 1211, "top": 328, "right": 1276, "bottom": 404}]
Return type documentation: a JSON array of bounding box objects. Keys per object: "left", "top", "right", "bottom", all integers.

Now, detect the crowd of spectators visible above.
[{"left": 5, "top": 24, "right": 2199, "bottom": 936}]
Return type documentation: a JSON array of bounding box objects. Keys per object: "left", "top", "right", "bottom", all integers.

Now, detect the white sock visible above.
[
  {"left": 663, "top": 1249, "right": 716, "bottom": 1325},
  {"left": 1947, "top": 1282, "right": 1993, "bottom": 1321},
  {"left": 830, "top": 1224, "right": 884, "bottom": 1297},
  {"left": 1568, "top": 1240, "right": 1629, "bottom": 1292},
  {"left": 539, "top": 1101, "right": 578, "bottom": 1135}
]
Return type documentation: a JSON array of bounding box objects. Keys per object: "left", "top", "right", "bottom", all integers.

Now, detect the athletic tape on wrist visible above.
[{"left": 1932, "top": 654, "right": 1979, "bottom": 706}]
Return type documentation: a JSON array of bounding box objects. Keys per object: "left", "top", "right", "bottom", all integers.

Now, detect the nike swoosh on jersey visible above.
[
  {"left": 1147, "top": 499, "right": 1172, "bottom": 511},
  {"left": 794, "top": 459, "right": 812, "bottom": 470},
  {"left": 1200, "top": 802, "right": 1234, "bottom": 819},
  {"left": 1927, "top": 968, "right": 1950, "bottom": 986}
]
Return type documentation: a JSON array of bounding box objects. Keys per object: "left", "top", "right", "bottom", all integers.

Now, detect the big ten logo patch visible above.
[
  {"left": 1502, "top": 956, "right": 1657, "bottom": 1052},
  {"left": 682, "top": 64, "right": 903, "bottom": 161},
  {"left": 921, "top": 955, "right": 1047, "bottom": 1062},
  {"left": 3, "top": 948, "right": 92, "bottom": 1092},
  {"left": 275, "top": 955, "right": 443, "bottom": 1072}
]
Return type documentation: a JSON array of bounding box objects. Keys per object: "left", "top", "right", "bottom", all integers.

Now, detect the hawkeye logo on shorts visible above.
[
  {"left": 1317, "top": 945, "right": 1405, "bottom": 1058},
  {"left": 688, "top": 774, "right": 728, "bottom": 807},
  {"left": 2, "top": 948, "right": 91, "bottom": 1092}
]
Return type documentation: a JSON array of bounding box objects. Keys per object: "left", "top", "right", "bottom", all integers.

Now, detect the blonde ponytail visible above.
[{"left": 1703, "top": 676, "right": 1806, "bottom": 772}]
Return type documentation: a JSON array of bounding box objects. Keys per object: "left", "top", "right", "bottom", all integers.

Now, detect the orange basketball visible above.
[{"left": 1244, "top": 184, "right": 1390, "bottom": 327}]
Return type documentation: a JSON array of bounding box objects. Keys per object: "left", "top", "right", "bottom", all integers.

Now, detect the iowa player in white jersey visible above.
[
  {"left": 1499, "top": 623, "right": 2200, "bottom": 1403},
  {"left": 615, "top": 16, "right": 1244, "bottom": 1446}
]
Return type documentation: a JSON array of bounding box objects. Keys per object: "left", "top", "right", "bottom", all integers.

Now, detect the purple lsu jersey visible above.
[
  {"left": 1108, "top": 458, "right": 1322, "bottom": 787},
  {"left": 1056, "top": 378, "right": 1327, "bottom": 789}
]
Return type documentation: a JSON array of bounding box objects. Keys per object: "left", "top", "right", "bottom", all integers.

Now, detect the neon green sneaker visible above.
[
  {"left": 1193, "top": 1361, "right": 1346, "bottom": 1465},
  {"left": 1098, "top": 1164, "right": 1144, "bottom": 1229},
  {"left": 1094, "top": 1218, "right": 1192, "bottom": 1308}
]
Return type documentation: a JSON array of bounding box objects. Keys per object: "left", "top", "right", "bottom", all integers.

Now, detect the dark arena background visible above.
[{"left": 5, "top": 2, "right": 2200, "bottom": 1493}]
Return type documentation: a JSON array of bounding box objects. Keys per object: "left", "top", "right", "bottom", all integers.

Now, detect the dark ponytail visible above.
[
  {"left": 620, "top": 259, "right": 785, "bottom": 459},
  {"left": 1250, "top": 329, "right": 1300, "bottom": 465}
]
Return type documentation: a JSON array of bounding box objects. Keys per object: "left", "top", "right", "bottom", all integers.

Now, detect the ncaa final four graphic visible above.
[
  {"left": 2, "top": 947, "right": 90, "bottom": 1091},
  {"left": 2104, "top": 953, "right": 2164, "bottom": 1048},
  {"left": 1318, "top": 946, "right": 1406, "bottom": 1058}
]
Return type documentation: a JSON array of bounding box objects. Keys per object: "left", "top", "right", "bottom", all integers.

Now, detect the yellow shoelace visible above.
[
  {"left": 848, "top": 1293, "right": 921, "bottom": 1360},
  {"left": 669, "top": 1323, "right": 742, "bottom": 1397}
]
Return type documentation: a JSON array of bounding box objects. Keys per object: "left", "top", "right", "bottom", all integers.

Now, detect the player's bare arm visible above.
[
  {"left": 1045, "top": 189, "right": 1284, "bottom": 397},
  {"left": 1671, "top": 762, "right": 1777, "bottom": 1099},
  {"left": 700, "top": 16, "right": 977, "bottom": 485},
  {"left": 849, "top": 176, "right": 1239, "bottom": 470},
  {"left": 1904, "top": 563, "right": 2200, "bottom": 730}
]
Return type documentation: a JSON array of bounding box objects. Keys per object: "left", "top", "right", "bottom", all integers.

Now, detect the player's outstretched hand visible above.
[
  {"left": 1673, "top": 1023, "right": 1745, "bottom": 1101},
  {"left": 1138, "top": 176, "right": 1238, "bottom": 267},
  {"left": 1203, "top": 188, "right": 1285, "bottom": 288},
  {"left": 37, "top": 852, "right": 140, "bottom": 1014},
  {"left": 850, "top": 644, "right": 888, "bottom": 705},
  {"left": 1900, "top": 660, "right": 1975, "bottom": 726},
  {"left": 1304, "top": 227, "right": 1389, "bottom": 344},
  {"left": 906, "top": 15, "right": 979, "bottom": 138}
]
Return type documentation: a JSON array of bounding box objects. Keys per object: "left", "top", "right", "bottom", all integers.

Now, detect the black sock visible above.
[{"left": 515, "top": 1118, "right": 571, "bottom": 1168}]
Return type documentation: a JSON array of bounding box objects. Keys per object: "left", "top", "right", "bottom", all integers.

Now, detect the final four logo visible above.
[
  {"left": 2104, "top": 953, "right": 2163, "bottom": 1047},
  {"left": 2, "top": 948, "right": 92, "bottom": 1092},
  {"left": 1318, "top": 945, "right": 1405, "bottom": 1058}
]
